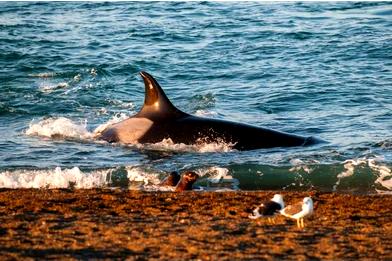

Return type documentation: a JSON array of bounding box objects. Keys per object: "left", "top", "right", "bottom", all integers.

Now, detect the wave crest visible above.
[
  {"left": 0, "top": 167, "right": 110, "bottom": 189},
  {"left": 26, "top": 117, "right": 94, "bottom": 140}
]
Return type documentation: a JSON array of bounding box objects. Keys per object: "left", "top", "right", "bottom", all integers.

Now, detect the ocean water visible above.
[{"left": 0, "top": 2, "right": 391, "bottom": 193}]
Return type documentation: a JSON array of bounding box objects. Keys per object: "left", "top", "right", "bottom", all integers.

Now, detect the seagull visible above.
[
  {"left": 248, "top": 194, "right": 285, "bottom": 223},
  {"left": 280, "top": 197, "right": 313, "bottom": 228}
]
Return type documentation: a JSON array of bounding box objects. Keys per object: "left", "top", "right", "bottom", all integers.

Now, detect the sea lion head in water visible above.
[
  {"left": 175, "top": 171, "right": 199, "bottom": 192},
  {"left": 159, "top": 171, "right": 181, "bottom": 186}
]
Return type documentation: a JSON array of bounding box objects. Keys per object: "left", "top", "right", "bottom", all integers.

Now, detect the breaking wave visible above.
[
  {"left": 0, "top": 166, "right": 237, "bottom": 191},
  {"left": 0, "top": 160, "right": 390, "bottom": 194},
  {"left": 0, "top": 167, "right": 110, "bottom": 189},
  {"left": 21, "top": 117, "right": 392, "bottom": 194},
  {"left": 26, "top": 117, "right": 94, "bottom": 140}
]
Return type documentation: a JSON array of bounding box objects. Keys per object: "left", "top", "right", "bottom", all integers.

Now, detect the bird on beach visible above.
[
  {"left": 248, "top": 194, "right": 285, "bottom": 223},
  {"left": 280, "top": 197, "right": 313, "bottom": 229}
]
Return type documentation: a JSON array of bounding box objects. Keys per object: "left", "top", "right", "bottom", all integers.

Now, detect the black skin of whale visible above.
[{"left": 98, "top": 71, "right": 320, "bottom": 150}]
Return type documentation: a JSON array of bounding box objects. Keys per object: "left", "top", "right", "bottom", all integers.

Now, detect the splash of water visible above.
[
  {"left": 0, "top": 167, "right": 110, "bottom": 189},
  {"left": 26, "top": 116, "right": 236, "bottom": 153},
  {"left": 138, "top": 138, "right": 235, "bottom": 153},
  {"left": 26, "top": 117, "right": 93, "bottom": 140},
  {"left": 195, "top": 166, "right": 239, "bottom": 190}
]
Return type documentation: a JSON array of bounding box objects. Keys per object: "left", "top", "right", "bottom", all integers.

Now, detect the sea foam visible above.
[
  {"left": 138, "top": 138, "right": 235, "bottom": 153},
  {"left": 26, "top": 117, "right": 94, "bottom": 140},
  {"left": 195, "top": 109, "right": 218, "bottom": 117},
  {"left": 369, "top": 159, "right": 392, "bottom": 191},
  {"left": 0, "top": 165, "right": 236, "bottom": 191},
  {"left": 26, "top": 116, "right": 235, "bottom": 153},
  {"left": 332, "top": 158, "right": 392, "bottom": 193},
  {"left": 0, "top": 167, "right": 110, "bottom": 189},
  {"left": 195, "top": 166, "right": 239, "bottom": 190}
]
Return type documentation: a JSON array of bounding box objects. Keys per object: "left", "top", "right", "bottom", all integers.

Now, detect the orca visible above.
[{"left": 98, "top": 71, "right": 320, "bottom": 150}]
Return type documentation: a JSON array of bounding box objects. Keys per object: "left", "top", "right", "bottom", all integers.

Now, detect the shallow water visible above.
[{"left": 0, "top": 2, "right": 391, "bottom": 193}]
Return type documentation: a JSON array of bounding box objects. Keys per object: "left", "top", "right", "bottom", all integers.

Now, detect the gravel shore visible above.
[{"left": 0, "top": 189, "right": 391, "bottom": 260}]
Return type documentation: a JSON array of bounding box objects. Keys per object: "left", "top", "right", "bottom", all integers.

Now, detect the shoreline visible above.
[{"left": 0, "top": 189, "right": 391, "bottom": 260}]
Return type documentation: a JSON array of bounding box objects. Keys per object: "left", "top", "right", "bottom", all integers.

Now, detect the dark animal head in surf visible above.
[{"left": 175, "top": 171, "right": 199, "bottom": 192}]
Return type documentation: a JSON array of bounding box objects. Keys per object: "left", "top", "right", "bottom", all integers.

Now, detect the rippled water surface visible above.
[{"left": 0, "top": 2, "right": 391, "bottom": 193}]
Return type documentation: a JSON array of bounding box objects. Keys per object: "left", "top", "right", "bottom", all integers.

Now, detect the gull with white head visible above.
[
  {"left": 249, "top": 194, "right": 285, "bottom": 223},
  {"left": 280, "top": 197, "right": 313, "bottom": 228}
]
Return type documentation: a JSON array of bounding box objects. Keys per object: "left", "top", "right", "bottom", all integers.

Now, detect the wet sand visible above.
[{"left": 0, "top": 189, "right": 391, "bottom": 260}]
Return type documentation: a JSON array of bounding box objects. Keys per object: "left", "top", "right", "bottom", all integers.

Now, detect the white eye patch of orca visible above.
[{"left": 111, "top": 117, "right": 153, "bottom": 144}]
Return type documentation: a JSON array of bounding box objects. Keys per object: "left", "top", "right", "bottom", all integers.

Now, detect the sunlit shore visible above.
[{"left": 0, "top": 189, "right": 390, "bottom": 259}]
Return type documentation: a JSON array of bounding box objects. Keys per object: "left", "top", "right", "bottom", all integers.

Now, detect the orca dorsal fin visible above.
[{"left": 137, "top": 71, "right": 187, "bottom": 119}]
